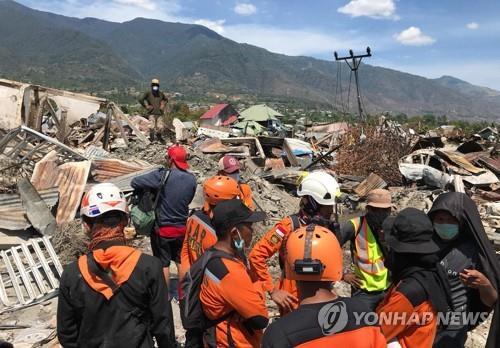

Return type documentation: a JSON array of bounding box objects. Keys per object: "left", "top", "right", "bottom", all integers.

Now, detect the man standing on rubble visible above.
[
  {"left": 131, "top": 144, "right": 196, "bottom": 290},
  {"left": 249, "top": 171, "right": 340, "bottom": 315},
  {"left": 218, "top": 155, "right": 254, "bottom": 209},
  {"left": 138, "top": 78, "right": 169, "bottom": 143},
  {"left": 338, "top": 188, "right": 391, "bottom": 312},
  {"left": 57, "top": 183, "right": 175, "bottom": 348}
]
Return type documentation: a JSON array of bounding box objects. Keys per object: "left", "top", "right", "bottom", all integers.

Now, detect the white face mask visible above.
[{"left": 152, "top": 86, "right": 159, "bottom": 92}]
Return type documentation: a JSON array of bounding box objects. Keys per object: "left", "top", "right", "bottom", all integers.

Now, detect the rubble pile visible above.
[
  {"left": 336, "top": 126, "right": 412, "bottom": 186},
  {"left": 0, "top": 81, "right": 498, "bottom": 347}
]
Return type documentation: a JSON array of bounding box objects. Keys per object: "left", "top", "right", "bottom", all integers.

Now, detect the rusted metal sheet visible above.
[
  {"left": 92, "top": 158, "right": 152, "bottom": 182},
  {"left": 54, "top": 161, "right": 91, "bottom": 224},
  {"left": 435, "top": 150, "right": 484, "bottom": 174},
  {"left": 476, "top": 156, "right": 500, "bottom": 176},
  {"left": 354, "top": 173, "right": 388, "bottom": 197}
]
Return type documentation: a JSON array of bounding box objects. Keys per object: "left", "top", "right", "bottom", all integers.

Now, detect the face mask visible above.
[
  {"left": 233, "top": 229, "right": 245, "bottom": 250},
  {"left": 152, "top": 86, "right": 159, "bottom": 92},
  {"left": 434, "top": 223, "right": 459, "bottom": 241},
  {"left": 228, "top": 172, "right": 240, "bottom": 183},
  {"left": 366, "top": 210, "right": 390, "bottom": 233}
]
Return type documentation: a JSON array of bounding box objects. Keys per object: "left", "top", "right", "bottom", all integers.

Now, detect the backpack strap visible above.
[
  {"left": 289, "top": 214, "right": 301, "bottom": 231},
  {"left": 153, "top": 169, "right": 171, "bottom": 211}
]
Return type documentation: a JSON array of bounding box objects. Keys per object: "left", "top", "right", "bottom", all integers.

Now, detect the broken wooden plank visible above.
[
  {"left": 110, "top": 103, "right": 150, "bottom": 145},
  {"left": 354, "top": 173, "right": 388, "bottom": 197},
  {"left": 17, "top": 179, "right": 56, "bottom": 236}
]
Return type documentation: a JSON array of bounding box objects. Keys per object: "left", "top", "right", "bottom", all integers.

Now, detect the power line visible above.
[{"left": 334, "top": 47, "right": 372, "bottom": 122}]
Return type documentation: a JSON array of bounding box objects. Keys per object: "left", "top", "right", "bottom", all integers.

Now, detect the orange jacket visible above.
[
  {"left": 201, "top": 255, "right": 268, "bottom": 348},
  {"left": 248, "top": 215, "right": 304, "bottom": 301},
  {"left": 376, "top": 282, "right": 437, "bottom": 348},
  {"left": 179, "top": 210, "right": 217, "bottom": 279},
  {"left": 262, "top": 297, "right": 387, "bottom": 348},
  {"left": 240, "top": 183, "right": 253, "bottom": 210}
]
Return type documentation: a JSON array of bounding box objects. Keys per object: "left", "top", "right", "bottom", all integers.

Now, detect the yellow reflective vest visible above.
[{"left": 351, "top": 217, "right": 390, "bottom": 292}]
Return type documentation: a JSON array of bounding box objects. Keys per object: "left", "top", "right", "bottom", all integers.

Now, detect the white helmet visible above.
[
  {"left": 80, "top": 183, "right": 128, "bottom": 218},
  {"left": 297, "top": 171, "right": 339, "bottom": 206}
]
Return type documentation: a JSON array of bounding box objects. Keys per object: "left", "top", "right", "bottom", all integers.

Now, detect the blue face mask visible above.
[
  {"left": 434, "top": 223, "right": 459, "bottom": 241},
  {"left": 233, "top": 229, "right": 245, "bottom": 250}
]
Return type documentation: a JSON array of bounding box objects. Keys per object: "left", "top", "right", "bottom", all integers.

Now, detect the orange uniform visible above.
[
  {"left": 376, "top": 280, "right": 438, "bottom": 348},
  {"left": 239, "top": 183, "right": 254, "bottom": 210},
  {"left": 200, "top": 254, "right": 268, "bottom": 348},
  {"left": 262, "top": 297, "right": 387, "bottom": 348},
  {"left": 180, "top": 210, "right": 217, "bottom": 278},
  {"left": 248, "top": 215, "right": 305, "bottom": 306}
]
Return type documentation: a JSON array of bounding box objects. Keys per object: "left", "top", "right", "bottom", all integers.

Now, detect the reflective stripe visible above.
[
  {"left": 352, "top": 217, "right": 389, "bottom": 291},
  {"left": 205, "top": 268, "right": 221, "bottom": 284},
  {"left": 192, "top": 213, "right": 216, "bottom": 237}
]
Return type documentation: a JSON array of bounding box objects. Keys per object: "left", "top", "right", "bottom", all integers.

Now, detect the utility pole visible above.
[{"left": 334, "top": 47, "right": 371, "bottom": 122}]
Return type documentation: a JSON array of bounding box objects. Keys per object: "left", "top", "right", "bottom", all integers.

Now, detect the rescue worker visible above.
[
  {"left": 131, "top": 144, "right": 196, "bottom": 290},
  {"left": 218, "top": 155, "right": 253, "bottom": 209},
  {"left": 262, "top": 224, "right": 387, "bottom": 347},
  {"left": 200, "top": 199, "right": 268, "bottom": 348},
  {"left": 179, "top": 175, "right": 241, "bottom": 348},
  {"left": 249, "top": 171, "right": 339, "bottom": 314},
  {"left": 377, "top": 207, "right": 449, "bottom": 348},
  {"left": 138, "top": 78, "right": 169, "bottom": 143},
  {"left": 57, "top": 183, "right": 175, "bottom": 347},
  {"left": 338, "top": 188, "right": 392, "bottom": 311},
  {"left": 428, "top": 192, "right": 499, "bottom": 348}
]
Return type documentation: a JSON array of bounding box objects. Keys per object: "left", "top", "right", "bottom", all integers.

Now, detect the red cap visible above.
[
  {"left": 219, "top": 155, "right": 240, "bottom": 173},
  {"left": 167, "top": 145, "right": 189, "bottom": 170}
]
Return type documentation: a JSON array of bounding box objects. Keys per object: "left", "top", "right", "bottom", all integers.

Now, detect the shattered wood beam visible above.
[
  {"left": 112, "top": 109, "right": 129, "bottom": 147},
  {"left": 102, "top": 108, "right": 112, "bottom": 150},
  {"left": 17, "top": 178, "right": 56, "bottom": 236},
  {"left": 110, "top": 103, "right": 150, "bottom": 145}
]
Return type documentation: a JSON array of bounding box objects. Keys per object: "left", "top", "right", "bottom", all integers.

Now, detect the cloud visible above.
[
  {"left": 222, "top": 24, "right": 366, "bottom": 56},
  {"left": 20, "top": 0, "right": 183, "bottom": 23},
  {"left": 194, "top": 19, "right": 226, "bottom": 34},
  {"left": 338, "top": 0, "right": 397, "bottom": 19},
  {"left": 234, "top": 3, "right": 257, "bottom": 16},
  {"left": 466, "top": 22, "right": 479, "bottom": 30},
  {"left": 394, "top": 27, "right": 436, "bottom": 46},
  {"left": 113, "top": 0, "right": 156, "bottom": 11}
]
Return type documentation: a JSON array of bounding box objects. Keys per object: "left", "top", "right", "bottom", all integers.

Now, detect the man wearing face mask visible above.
[
  {"left": 218, "top": 155, "right": 253, "bottom": 209},
  {"left": 428, "top": 192, "right": 499, "bottom": 348},
  {"left": 138, "top": 78, "right": 169, "bottom": 143},
  {"left": 200, "top": 199, "right": 268, "bottom": 348},
  {"left": 338, "top": 188, "right": 391, "bottom": 311}
]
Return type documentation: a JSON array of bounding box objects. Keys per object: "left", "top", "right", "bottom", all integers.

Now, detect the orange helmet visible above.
[
  {"left": 203, "top": 175, "right": 241, "bottom": 210},
  {"left": 285, "top": 224, "right": 342, "bottom": 282}
]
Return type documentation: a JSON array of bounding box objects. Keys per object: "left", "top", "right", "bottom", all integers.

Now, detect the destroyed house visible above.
[
  {"left": 199, "top": 103, "right": 239, "bottom": 127},
  {"left": 240, "top": 104, "right": 284, "bottom": 131}
]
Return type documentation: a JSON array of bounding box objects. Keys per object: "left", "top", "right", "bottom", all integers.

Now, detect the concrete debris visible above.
[{"left": 0, "top": 88, "right": 499, "bottom": 347}]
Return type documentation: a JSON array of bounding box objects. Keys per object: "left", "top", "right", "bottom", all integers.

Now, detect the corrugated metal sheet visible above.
[
  {"left": 54, "top": 161, "right": 91, "bottom": 224},
  {"left": 354, "top": 173, "right": 388, "bottom": 197},
  {"left": 436, "top": 150, "right": 484, "bottom": 174},
  {"left": 0, "top": 189, "right": 59, "bottom": 231},
  {"left": 92, "top": 158, "right": 152, "bottom": 182}
]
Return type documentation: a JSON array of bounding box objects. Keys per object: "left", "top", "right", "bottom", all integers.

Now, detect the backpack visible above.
[
  {"left": 130, "top": 170, "right": 170, "bottom": 235},
  {"left": 182, "top": 248, "right": 235, "bottom": 331}
]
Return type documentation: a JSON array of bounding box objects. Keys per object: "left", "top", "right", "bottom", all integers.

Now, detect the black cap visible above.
[
  {"left": 383, "top": 207, "right": 439, "bottom": 254},
  {"left": 212, "top": 199, "right": 267, "bottom": 232}
]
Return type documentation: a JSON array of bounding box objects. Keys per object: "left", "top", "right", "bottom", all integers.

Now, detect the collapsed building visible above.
[{"left": 0, "top": 79, "right": 498, "bottom": 347}]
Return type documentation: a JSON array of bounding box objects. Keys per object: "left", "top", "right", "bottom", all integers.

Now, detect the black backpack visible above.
[{"left": 182, "top": 248, "right": 235, "bottom": 331}]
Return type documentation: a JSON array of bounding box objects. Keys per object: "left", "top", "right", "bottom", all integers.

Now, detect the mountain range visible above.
[{"left": 1, "top": 0, "right": 499, "bottom": 120}]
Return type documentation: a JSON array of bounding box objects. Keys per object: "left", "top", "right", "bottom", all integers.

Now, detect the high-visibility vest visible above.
[{"left": 351, "top": 217, "right": 390, "bottom": 292}]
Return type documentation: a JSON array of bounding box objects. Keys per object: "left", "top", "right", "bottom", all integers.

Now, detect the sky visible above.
[{"left": 16, "top": 0, "right": 500, "bottom": 90}]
